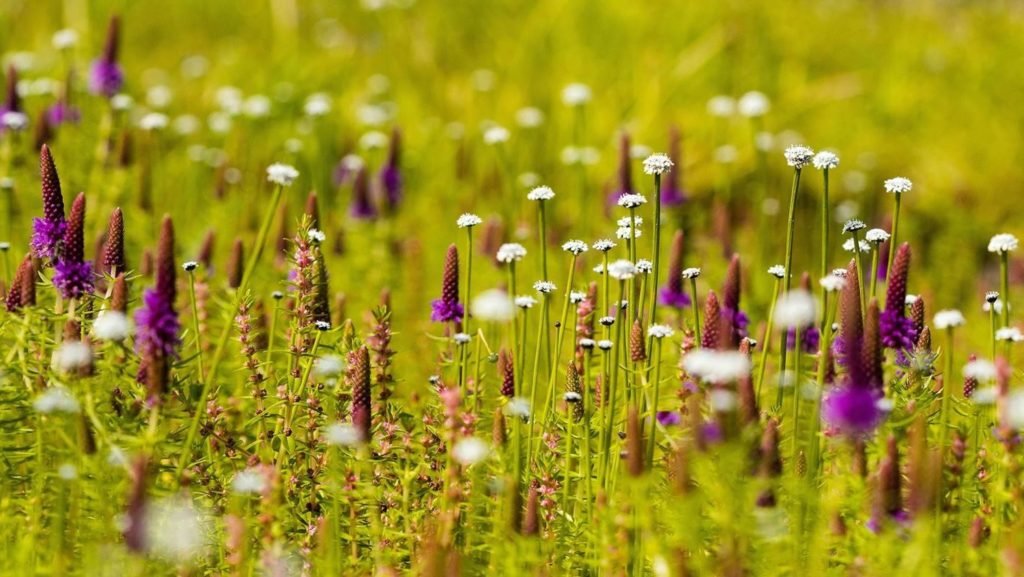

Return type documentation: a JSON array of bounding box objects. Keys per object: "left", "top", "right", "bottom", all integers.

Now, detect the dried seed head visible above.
[
  {"left": 498, "top": 349, "right": 515, "bottom": 398},
  {"left": 629, "top": 319, "right": 647, "bottom": 362},
  {"left": 349, "top": 346, "right": 372, "bottom": 442},
  {"left": 626, "top": 407, "right": 645, "bottom": 477},
  {"left": 492, "top": 407, "right": 507, "bottom": 447},
  {"left": 111, "top": 273, "right": 128, "bottom": 312},
  {"left": 521, "top": 485, "right": 539, "bottom": 536},
  {"left": 227, "top": 238, "right": 244, "bottom": 289},
  {"left": 103, "top": 207, "right": 125, "bottom": 274},
  {"left": 701, "top": 290, "right": 721, "bottom": 350}
]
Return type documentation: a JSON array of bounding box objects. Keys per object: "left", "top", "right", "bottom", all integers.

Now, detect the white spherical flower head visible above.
[
  {"left": 635, "top": 260, "right": 653, "bottom": 274},
  {"left": 516, "top": 106, "right": 544, "bottom": 128},
  {"left": 1, "top": 111, "right": 28, "bottom": 131},
  {"left": 933, "top": 309, "right": 966, "bottom": 330},
  {"left": 648, "top": 324, "right": 674, "bottom": 339},
  {"left": 593, "top": 239, "right": 616, "bottom": 252},
  {"left": 883, "top": 177, "right": 913, "bottom": 194},
  {"left": 569, "top": 291, "right": 587, "bottom": 304},
  {"left": 325, "top": 422, "right": 364, "bottom": 446},
  {"left": 527, "top": 185, "right": 555, "bottom": 201},
  {"left": 842, "top": 219, "right": 866, "bottom": 234},
  {"left": 483, "top": 125, "right": 510, "bottom": 145},
  {"left": 232, "top": 468, "right": 268, "bottom": 495},
  {"left": 52, "top": 28, "right": 79, "bottom": 50},
  {"left": 308, "top": 228, "right": 326, "bottom": 243},
  {"left": 767, "top": 265, "right": 786, "bottom": 279},
  {"left": 597, "top": 339, "right": 614, "bottom": 351},
  {"left": 471, "top": 289, "right": 516, "bottom": 322},
  {"left": 182, "top": 261, "right": 199, "bottom": 272},
  {"left": 986, "top": 291, "right": 1001, "bottom": 304},
  {"left": 33, "top": 386, "right": 80, "bottom": 414},
  {"left": 988, "top": 233, "right": 1019, "bottom": 254},
  {"left": 706, "top": 95, "right": 736, "bottom": 117},
  {"left": 139, "top": 112, "right": 169, "bottom": 131},
  {"left": 812, "top": 151, "right": 839, "bottom": 170},
  {"left": 451, "top": 437, "right": 491, "bottom": 466},
  {"left": 819, "top": 274, "right": 847, "bottom": 293},
  {"left": 457, "top": 213, "right": 483, "bottom": 228},
  {"left": 865, "top": 228, "right": 890, "bottom": 244},
  {"left": 642, "top": 153, "right": 673, "bottom": 176},
  {"left": 561, "top": 83, "right": 592, "bottom": 106},
  {"left": 774, "top": 290, "right": 817, "bottom": 328},
  {"left": 562, "top": 240, "right": 588, "bottom": 255},
  {"left": 453, "top": 332, "right": 472, "bottom": 345},
  {"left": 58, "top": 463, "right": 78, "bottom": 481},
  {"left": 533, "top": 281, "right": 556, "bottom": 294},
  {"left": 304, "top": 93, "right": 332, "bottom": 116},
  {"left": 617, "top": 216, "right": 642, "bottom": 228},
  {"left": 681, "top": 350, "right": 751, "bottom": 384},
  {"left": 54, "top": 341, "right": 92, "bottom": 373},
  {"left": 143, "top": 496, "right": 211, "bottom": 563},
  {"left": 607, "top": 260, "right": 638, "bottom": 280},
  {"left": 266, "top": 163, "right": 299, "bottom": 186},
  {"left": 314, "top": 320, "right": 332, "bottom": 331},
  {"left": 579, "top": 338, "right": 596, "bottom": 349},
  {"left": 996, "top": 327, "right": 1024, "bottom": 342},
  {"left": 842, "top": 238, "right": 872, "bottom": 253},
  {"left": 904, "top": 294, "right": 918, "bottom": 305},
  {"left": 92, "top": 310, "right": 134, "bottom": 342},
  {"left": 313, "top": 355, "right": 344, "bottom": 378},
  {"left": 617, "top": 193, "right": 647, "bottom": 209},
  {"left": 783, "top": 145, "right": 815, "bottom": 169},
  {"left": 681, "top": 267, "right": 702, "bottom": 280},
  {"left": 514, "top": 295, "right": 537, "bottom": 309},
  {"left": 496, "top": 243, "right": 527, "bottom": 263},
  {"left": 504, "top": 397, "right": 531, "bottom": 419},
  {"left": 737, "top": 91, "right": 770, "bottom": 117},
  {"left": 963, "top": 359, "right": 998, "bottom": 382}
]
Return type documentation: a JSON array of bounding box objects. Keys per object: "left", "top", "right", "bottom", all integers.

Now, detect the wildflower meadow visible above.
[{"left": 3, "top": 1, "right": 1024, "bottom": 575}]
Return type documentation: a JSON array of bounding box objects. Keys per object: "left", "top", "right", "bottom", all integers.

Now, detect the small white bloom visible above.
[
  {"left": 53, "top": 341, "right": 91, "bottom": 373},
  {"left": 142, "top": 496, "right": 210, "bottom": 562},
  {"left": 963, "top": 359, "right": 998, "bottom": 382},
  {"left": 1007, "top": 391, "right": 1024, "bottom": 429},
  {"left": 597, "top": 339, "right": 614, "bottom": 351},
  {"left": 607, "top": 260, "right": 637, "bottom": 280},
  {"left": 527, "top": 186, "right": 555, "bottom": 201},
  {"left": 561, "top": 83, "right": 592, "bottom": 106},
  {"left": 34, "top": 386, "right": 80, "bottom": 414},
  {"left": 883, "top": 177, "right": 912, "bottom": 194},
  {"left": 562, "top": 240, "right": 588, "bottom": 255},
  {"left": 617, "top": 194, "right": 647, "bottom": 208},
  {"left": 453, "top": 332, "right": 472, "bottom": 345},
  {"left": 110, "top": 93, "right": 134, "bottom": 111},
  {"left": 714, "top": 145, "right": 738, "bottom": 164},
  {"left": 988, "top": 233, "right": 1019, "bottom": 254},
  {"left": 359, "top": 130, "right": 388, "bottom": 150},
  {"left": 1, "top": 111, "right": 28, "bottom": 131},
  {"left": 58, "top": 463, "right": 78, "bottom": 481},
  {"left": 972, "top": 386, "right": 998, "bottom": 406},
  {"left": 314, "top": 320, "right": 331, "bottom": 331},
  {"left": 533, "top": 281, "right": 556, "bottom": 294},
  {"left": 304, "top": 93, "right": 332, "bottom": 116},
  {"left": 706, "top": 95, "right": 735, "bottom": 117},
  {"left": 307, "top": 229, "right": 326, "bottom": 243},
  {"left": 593, "top": 239, "right": 616, "bottom": 252},
  {"left": 471, "top": 290, "right": 516, "bottom": 322},
  {"left": 983, "top": 299, "right": 1006, "bottom": 314},
  {"left": 819, "top": 275, "right": 847, "bottom": 293},
  {"left": 243, "top": 95, "right": 272, "bottom": 118},
  {"left": 138, "top": 112, "right": 169, "bottom": 131},
  {"left": 483, "top": 125, "right": 510, "bottom": 145},
  {"left": 737, "top": 91, "right": 770, "bottom": 117},
  {"left": 933, "top": 309, "right": 966, "bottom": 330},
  {"left": 833, "top": 268, "right": 850, "bottom": 278},
  {"left": 648, "top": 324, "right": 674, "bottom": 339},
  {"left": 52, "top": 29, "right": 79, "bottom": 50},
  {"left": 569, "top": 291, "right": 587, "bottom": 304},
  {"left": 496, "top": 243, "right": 527, "bottom": 263},
  {"left": 579, "top": 338, "right": 596, "bottom": 349},
  {"left": 515, "top": 107, "right": 544, "bottom": 128},
  {"left": 905, "top": 294, "right": 918, "bottom": 304},
  {"left": 564, "top": 391, "right": 582, "bottom": 403},
  {"left": 996, "top": 327, "right": 1024, "bottom": 342},
  {"left": 266, "top": 163, "right": 299, "bottom": 186},
  {"left": 681, "top": 267, "right": 701, "bottom": 280},
  {"left": 452, "top": 437, "right": 490, "bottom": 466},
  {"left": 232, "top": 468, "right": 268, "bottom": 495},
  {"left": 504, "top": 397, "right": 531, "bottom": 419},
  {"left": 457, "top": 213, "right": 483, "bottom": 228},
  {"left": 313, "top": 355, "right": 344, "bottom": 378},
  {"left": 812, "top": 151, "right": 839, "bottom": 170},
  {"left": 842, "top": 219, "right": 866, "bottom": 234},
  {"left": 616, "top": 226, "right": 641, "bottom": 240},
  {"left": 783, "top": 145, "right": 815, "bottom": 169},
  {"left": 865, "top": 228, "right": 890, "bottom": 244},
  {"left": 842, "top": 238, "right": 872, "bottom": 253},
  {"left": 709, "top": 389, "right": 737, "bottom": 412},
  {"left": 681, "top": 350, "right": 751, "bottom": 384},
  {"left": 774, "top": 290, "right": 817, "bottom": 328},
  {"left": 642, "top": 153, "right": 673, "bottom": 176},
  {"left": 182, "top": 261, "right": 199, "bottom": 272},
  {"left": 515, "top": 296, "right": 537, "bottom": 309},
  {"left": 635, "top": 260, "right": 653, "bottom": 274},
  {"left": 599, "top": 316, "right": 616, "bottom": 326},
  {"left": 986, "top": 291, "right": 1001, "bottom": 304},
  {"left": 92, "top": 310, "right": 134, "bottom": 342},
  {"left": 325, "top": 422, "right": 364, "bottom": 446},
  {"left": 767, "top": 265, "right": 786, "bottom": 279}
]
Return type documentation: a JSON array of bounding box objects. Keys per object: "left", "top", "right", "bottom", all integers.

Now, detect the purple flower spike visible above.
[
  {"left": 47, "top": 101, "right": 81, "bottom": 126},
  {"left": 431, "top": 299, "right": 464, "bottom": 324},
  {"left": 349, "top": 167, "right": 377, "bottom": 220},
  {"left": 89, "top": 16, "right": 124, "bottom": 97},
  {"left": 32, "top": 217, "right": 67, "bottom": 260},
  {"left": 135, "top": 216, "right": 180, "bottom": 360},
  {"left": 822, "top": 386, "right": 884, "bottom": 438},
  {"left": 880, "top": 243, "right": 915, "bottom": 350},
  {"left": 379, "top": 127, "right": 402, "bottom": 209},
  {"left": 659, "top": 230, "right": 691, "bottom": 309},
  {"left": 53, "top": 260, "right": 94, "bottom": 299},
  {"left": 430, "top": 244, "right": 463, "bottom": 324},
  {"left": 658, "top": 286, "right": 691, "bottom": 309},
  {"left": 656, "top": 411, "right": 682, "bottom": 427},
  {"left": 661, "top": 126, "right": 687, "bottom": 206},
  {"left": 786, "top": 325, "right": 820, "bottom": 353},
  {"left": 32, "top": 145, "right": 68, "bottom": 260}
]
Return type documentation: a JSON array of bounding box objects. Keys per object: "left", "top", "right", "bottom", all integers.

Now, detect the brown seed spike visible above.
[
  {"left": 492, "top": 407, "right": 507, "bottom": 447},
  {"left": 629, "top": 318, "right": 646, "bottom": 362},
  {"left": 155, "top": 215, "right": 176, "bottom": 303},
  {"left": 497, "top": 349, "right": 515, "bottom": 398},
  {"left": 39, "top": 144, "right": 65, "bottom": 223},
  {"left": 103, "top": 207, "right": 125, "bottom": 274},
  {"left": 63, "top": 192, "right": 87, "bottom": 263},
  {"left": 349, "top": 346, "right": 372, "bottom": 442},
  {"left": 305, "top": 191, "right": 320, "bottom": 229},
  {"left": 626, "top": 407, "right": 645, "bottom": 477},
  {"left": 111, "top": 273, "right": 128, "bottom": 312},
  {"left": 873, "top": 435, "right": 902, "bottom": 526},
  {"left": 862, "top": 299, "right": 884, "bottom": 390},
  {"left": 521, "top": 485, "right": 539, "bottom": 536},
  {"left": 227, "top": 238, "right": 244, "bottom": 289},
  {"left": 197, "top": 229, "right": 215, "bottom": 269},
  {"left": 701, "top": 290, "right": 721, "bottom": 350}
]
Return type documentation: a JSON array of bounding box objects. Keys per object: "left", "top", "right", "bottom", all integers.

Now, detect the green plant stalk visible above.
[
  {"left": 790, "top": 326, "right": 803, "bottom": 473},
  {"left": 888, "top": 192, "right": 902, "bottom": 289},
  {"left": 645, "top": 173, "right": 663, "bottom": 364},
  {"left": 187, "top": 271, "right": 206, "bottom": 384},
  {"left": 869, "top": 246, "right": 879, "bottom": 300},
  {"left": 646, "top": 339, "right": 663, "bottom": 465},
  {"left": 600, "top": 281, "right": 627, "bottom": 490},
  {"left": 991, "top": 307, "right": 998, "bottom": 360},
  {"left": 808, "top": 296, "right": 837, "bottom": 479},
  {"left": 1002, "top": 252, "right": 1011, "bottom": 328},
  {"left": 820, "top": 169, "right": 830, "bottom": 291},
  {"left": 526, "top": 298, "right": 547, "bottom": 465},
  {"left": 542, "top": 256, "right": 579, "bottom": 424},
  {"left": 851, "top": 230, "right": 866, "bottom": 313},
  {"left": 689, "top": 277, "right": 701, "bottom": 346},
  {"left": 757, "top": 278, "right": 781, "bottom": 402},
  {"left": 936, "top": 327, "right": 955, "bottom": 532},
  {"left": 582, "top": 348, "right": 594, "bottom": 521}
]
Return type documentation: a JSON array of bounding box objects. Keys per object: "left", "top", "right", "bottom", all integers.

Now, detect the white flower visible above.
[
  {"left": 92, "top": 310, "right": 133, "bottom": 342},
  {"left": 562, "top": 240, "right": 588, "bottom": 255},
  {"left": 483, "top": 126, "right": 510, "bottom": 145},
  {"left": 617, "top": 194, "right": 647, "bottom": 208},
  {"left": 232, "top": 469, "right": 268, "bottom": 495},
  {"left": 593, "top": 239, "right": 616, "bottom": 252},
  {"left": 308, "top": 229, "right": 326, "bottom": 243},
  {"left": 138, "top": 112, "right": 169, "bottom": 131},
  {"left": 933, "top": 309, "right": 966, "bottom": 330},
  {"left": 617, "top": 216, "right": 642, "bottom": 228},
  {"left": 842, "top": 238, "right": 872, "bottom": 253},
  {"left": 904, "top": 294, "right": 918, "bottom": 304},
  {"left": 983, "top": 299, "right": 1006, "bottom": 314},
  {"left": 865, "top": 228, "right": 890, "bottom": 244},
  {"left": 607, "top": 260, "right": 637, "bottom": 280},
  {"left": 737, "top": 91, "right": 770, "bottom": 117},
  {"left": 972, "top": 387, "right": 998, "bottom": 406},
  {"left": 360, "top": 131, "right": 388, "bottom": 150},
  {"left": 714, "top": 145, "right": 738, "bottom": 164},
  {"left": 147, "top": 85, "right": 172, "bottom": 109},
  {"left": 1006, "top": 391, "right": 1024, "bottom": 429},
  {"left": 33, "top": 386, "right": 80, "bottom": 414},
  {"left": 986, "top": 291, "right": 1001, "bottom": 304},
  {"left": 783, "top": 145, "right": 815, "bottom": 169},
  {"left": 569, "top": 291, "right": 587, "bottom": 304},
  {"left": 642, "top": 153, "right": 673, "bottom": 176},
  {"left": 533, "top": 281, "right": 556, "bottom": 294},
  {"left": 706, "top": 95, "right": 736, "bottom": 117},
  {"left": 182, "top": 261, "right": 199, "bottom": 272},
  {"left": 496, "top": 243, "right": 527, "bottom": 263},
  {"left": 767, "top": 265, "right": 786, "bottom": 279},
  {"left": 266, "top": 163, "right": 299, "bottom": 186},
  {"left": 648, "top": 324, "right": 674, "bottom": 338},
  {"left": 313, "top": 355, "right": 344, "bottom": 378},
  {"left": 243, "top": 95, "right": 272, "bottom": 118},
  {"left": 564, "top": 391, "right": 582, "bottom": 403},
  {"left": 812, "top": 151, "right": 839, "bottom": 170},
  {"left": 996, "top": 327, "right": 1024, "bottom": 342},
  {"left": 457, "top": 213, "right": 483, "bottom": 228},
  {"left": 451, "top": 437, "right": 490, "bottom": 466},
  {"left": 1, "top": 111, "right": 28, "bottom": 131},
  {"left": 883, "top": 177, "right": 912, "bottom": 194},
  {"left": 579, "top": 338, "right": 596, "bottom": 349},
  {"left": 53, "top": 341, "right": 91, "bottom": 373},
  {"left": 504, "top": 397, "right": 531, "bottom": 419},
  {"left": 516, "top": 107, "right": 544, "bottom": 128},
  {"left": 111, "top": 94, "right": 134, "bottom": 111},
  {"left": 515, "top": 296, "right": 537, "bottom": 309},
  {"left": 527, "top": 186, "right": 555, "bottom": 201},
  {"left": 325, "top": 422, "right": 364, "bottom": 446},
  {"left": 682, "top": 350, "right": 751, "bottom": 384},
  {"left": 52, "top": 29, "right": 79, "bottom": 49},
  {"left": 561, "top": 83, "right": 592, "bottom": 106},
  {"left": 819, "top": 275, "right": 847, "bottom": 293},
  {"left": 58, "top": 463, "right": 78, "bottom": 481},
  {"left": 988, "top": 233, "right": 1019, "bottom": 254},
  {"left": 471, "top": 290, "right": 516, "bottom": 322},
  {"left": 774, "top": 290, "right": 817, "bottom": 328},
  {"left": 616, "top": 226, "right": 641, "bottom": 240},
  {"left": 963, "top": 359, "right": 998, "bottom": 382},
  {"left": 143, "top": 497, "right": 210, "bottom": 562},
  {"left": 304, "top": 93, "right": 332, "bottom": 116},
  {"left": 635, "top": 259, "right": 653, "bottom": 274},
  {"left": 681, "top": 267, "right": 701, "bottom": 280},
  {"left": 314, "top": 320, "right": 331, "bottom": 331},
  {"left": 709, "top": 389, "right": 737, "bottom": 412},
  {"left": 842, "top": 219, "right": 866, "bottom": 234},
  {"left": 597, "top": 339, "right": 613, "bottom": 351},
  {"left": 453, "top": 332, "right": 472, "bottom": 345}
]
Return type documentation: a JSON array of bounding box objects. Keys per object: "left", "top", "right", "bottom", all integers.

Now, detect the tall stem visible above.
[
  {"left": 1002, "top": 252, "right": 1011, "bottom": 328},
  {"left": 756, "top": 279, "right": 782, "bottom": 401},
  {"left": 646, "top": 174, "right": 663, "bottom": 358},
  {"left": 689, "top": 277, "right": 701, "bottom": 346},
  {"left": 887, "top": 192, "right": 901, "bottom": 286}
]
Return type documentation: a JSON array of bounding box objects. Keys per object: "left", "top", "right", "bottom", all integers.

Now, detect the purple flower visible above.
[
  {"left": 379, "top": 128, "right": 402, "bottom": 208},
  {"left": 658, "top": 285, "right": 691, "bottom": 309},
  {"left": 31, "top": 217, "right": 67, "bottom": 260},
  {"left": 89, "top": 17, "right": 123, "bottom": 97},
  {"left": 430, "top": 299, "right": 464, "bottom": 323},
  {"left": 867, "top": 510, "right": 909, "bottom": 534},
  {"left": 822, "top": 386, "right": 884, "bottom": 438},
  {"left": 135, "top": 288, "right": 180, "bottom": 359},
  {"left": 656, "top": 411, "right": 682, "bottom": 427},
  {"left": 661, "top": 126, "right": 687, "bottom": 206},
  {"left": 47, "top": 101, "right": 81, "bottom": 126},
  {"left": 786, "top": 325, "right": 820, "bottom": 353},
  {"left": 53, "top": 260, "right": 94, "bottom": 299},
  {"left": 880, "top": 309, "right": 917, "bottom": 351},
  {"left": 430, "top": 244, "right": 462, "bottom": 324},
  {"left": 32, "top": 145, "right": 67, "bottom": 260},
  {"left": 349, "top": 167, "right": 377, "bottom": 220},
  {"left": 723, "top": 307, "right": 749, "bottom": 342}
]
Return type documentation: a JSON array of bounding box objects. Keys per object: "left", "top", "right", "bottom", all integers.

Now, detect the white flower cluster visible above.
[
  {"left": 472, "top": 290, "right": 516, "bottom": 322},
  {"left": 457, "top": 213, "right": 483, "bottom": 228},
  {"left": 682, "top": 350, "right": 751, "bottom": 384},
  {"left": 642, "top": 153, "right": 673, "bottom": 176},
  {"left": 562, "top": 240, "right": 589, "bottom": 255},
  {"left": 647, "top": 324, "right": 674, "bottom": 339},
  {"left": 774, "top": 290, "right": 817, "bottom": 328},
  {"left": 963, "top": 359, "right": 998, "bottom": 382},
  {"left": 93, "top": 310, "right": 134, "bottom": 342},
  {"left": 865, "top": 228, "right": 890, "bottom": 244},
  {"left": 988, "top": 233, "right": 1019, "bottom": 254},
  {"left": 883, "top": 177, "right": 913, "bottom": 194},
  {"left": 933, "top": 309, "right": 966, "bottom": 330},
  {"left": 783, "top": 145, "right": 815, "bottom": 169},
  {"left": 266, "top": 163, "right": 299, "bottom": 186},
  {"left": 515, "top": 295, "right": 537, "bottom": 309},
  {"left": 681, "top": 267, "right": 701, "bottom": 280},
  {"left": 819, "top": 274, "right": 847, "bottom": 293},
  {"left": 767, "top": 265, "right": 786, "bottom": 279},
  {"left": 496, "top": 243, "right": 527, "bottom": 263},
  {"left": 812, "top": 151, "right": 839, "bottom": 170},
  {"left": 593, "top": 239, "right": 616, "bottom": 252},
  {"left": 996, "top": 327, "right": 1024, "bottom": 342},
  {"left": 533, "top": 281, "right": 556, "bottom": 294},
  {"left": 607, "top": 260, "right": 637, "bottom": 280},
  {"left": 527, "top": 186, "right": 555, "bottom": 201},
  {"left": 562, "top": 83, "right": 592, "bottom": 106},
  {"left": 617, "top": 194, "right": 647, "bottom": 209}
]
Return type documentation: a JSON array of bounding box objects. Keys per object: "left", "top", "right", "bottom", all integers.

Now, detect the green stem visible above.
[
  {"left": 689, "top": 277, "right": 701, "bottom": 346},
  {"left": 187, "top": 271, "right": 206, "bottom": 384},
  {"left": 888, "top": 192, "right": 901, "bottom": 288},
  {"left": 756, "top": 279, "right": 782, "bottom": 402},
  {"left": 1002, "top": 252, "right": 1011, "bottom": 328}
]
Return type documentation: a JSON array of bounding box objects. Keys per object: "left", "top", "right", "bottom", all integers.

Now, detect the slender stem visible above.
[
  {"left": 991, "top": 307, "right": 998, "bottom": 360},
  {"left": 783, "top": 169, "right": 802, "bottom": 294},
  {"left": 646, "top": 174, "right": 663, "bottom": 355},
  {"left": 542, "top": 256, "right": 579, "bottom": 425},
  {"left": 1002, "top": 252, "right": 1011, "bottom": 328},
  {"left": 187, "top": 271, "right": 206, "bottom": 384},
  {"left": 756, "top": 279, "right": 782, "bottom": 401},
  {"left": 852, "top": 230, "right": 866, "bottom": 313},
  {"left": 465, "top": 227, "right": 474, "bottom": 338},
  {"left": 936, "top": 327, "right": 955, "bottom": 526},
  {"left": 869, "top": 247, "right": 879, "bottom": 300},
  {"left": 689, "top": 277, "right": 701, "bottom": 346},
  {"left": 645, "top": 339, "right": 663, "bottom": 464},
  {"left": 887, "top": 192, "right": 901, "bottom": 287},
  {"left": 820, "top": 169, "right": 830, "bottom": 285},
  {"left": 790, "top": 326, "right": 803, "bottom": 466}
]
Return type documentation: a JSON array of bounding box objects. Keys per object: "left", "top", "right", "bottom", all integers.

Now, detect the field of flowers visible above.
[{"left": 2, "top": 1, "right": 1024, "bottom": 575}]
